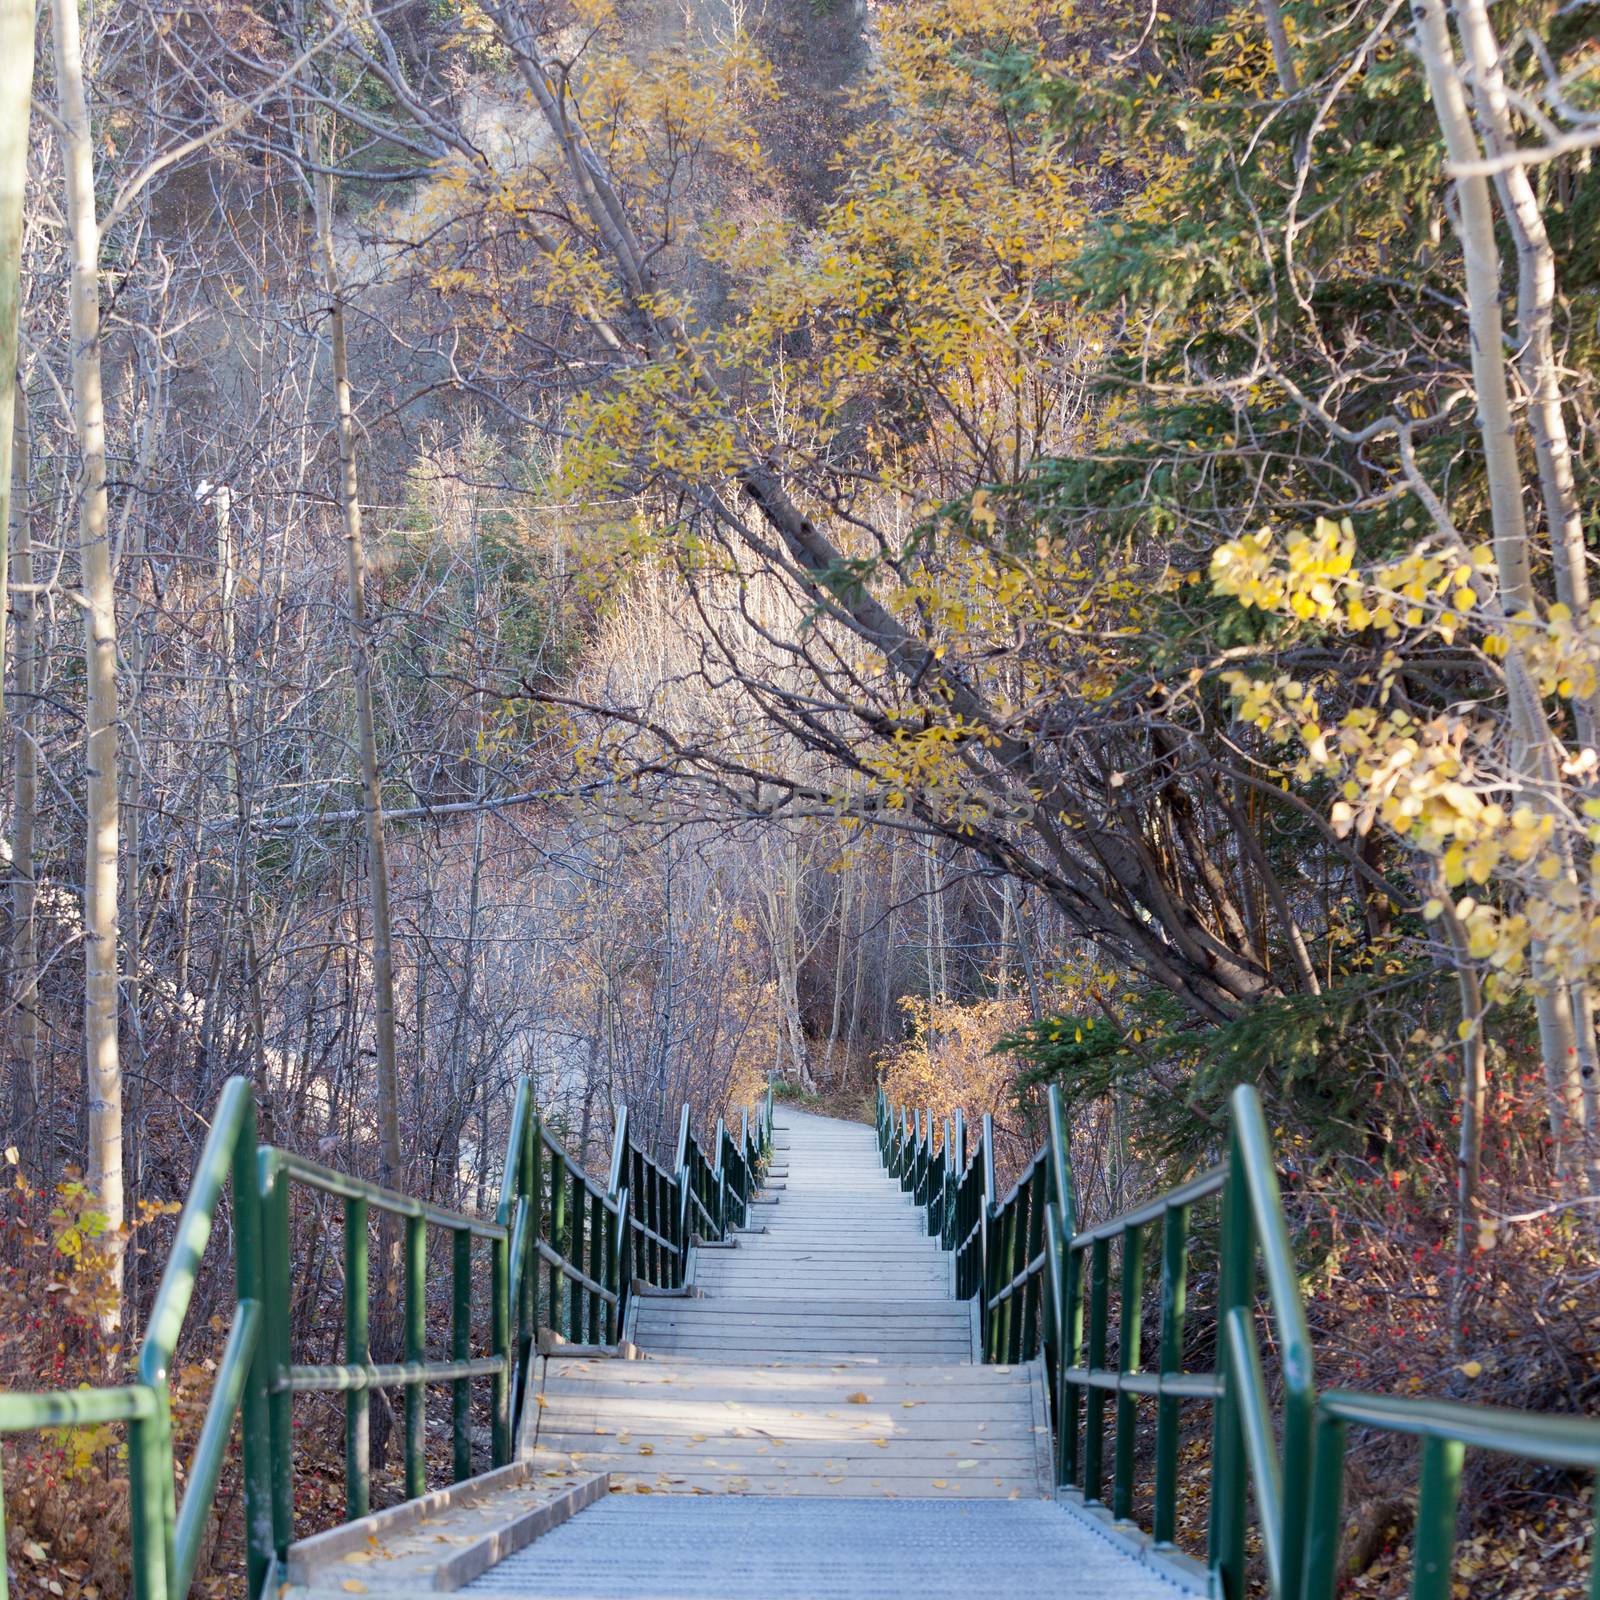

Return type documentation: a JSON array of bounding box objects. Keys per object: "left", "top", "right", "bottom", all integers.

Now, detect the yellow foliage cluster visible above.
[
  {"left": 1213, "top": 518, "right": 1600, "bottom": 998},
  {"left": 1211, "top": 516, "right": 1498, "bottom": 640},
  {"left": 878, "top": 994, "right": 1032, "bottom": 1145}
]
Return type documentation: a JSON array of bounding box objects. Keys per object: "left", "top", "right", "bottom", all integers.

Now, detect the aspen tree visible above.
[{"left": 51, "top": 0, "right": 125, "bottom": 1328}]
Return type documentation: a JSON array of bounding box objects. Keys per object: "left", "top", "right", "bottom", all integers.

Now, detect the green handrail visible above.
[
  {"left": 0, "top": 1073, "right": 771, "bottom": 1599},
  {"left": 0, "top": 1078, "right": 270, "bottom": 1600},
  {"left": 876, "top": 1078, "right": 1600, "bottom": 1600}
]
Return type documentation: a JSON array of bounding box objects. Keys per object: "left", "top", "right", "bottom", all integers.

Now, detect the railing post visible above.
[
  {"left": 492, "top": 1220, "right": 510, "bottom": 1465},
  {"left": 128, "top": 1403, "right": 170, "bottom": 1600},
  {"left": 1061, "top": 1235, "right": 1082, "bottom": 1488},
  {"left": 1045, "top": 1085, "right": 1076, "bottom": 1236},
  {"left": 949, "top": 1110, "right": 965, "bottom": 1249},
  {"left": 1152, "top": 1203, "right": 1189, "bottom": 1547},
  {"left": 548, "top": 1142, "right": 566, "bottom": 1341},
  {"left": 344, "top": 1194, "right": 370, "bottom": 1519},
  {"left": 233, "top": 1097, "right": 273, "bottom": 1596},
  {"left": 608, "top": 1189, "right": 625, "bottom": 1344},
  {"left": 1083, "top": 1235, "right": 1110, "bottom": 1505},
  {"left": 1209, "top": 1136, "right": 1250, "bottom": 1600},
  {"left": 1301, "top": 1411, "right": 1347, "bottom": 1600},
  {"left": 453, "top": 1226, "right": 473, "bottom": 1482},
  {"left": 1413, "top": 1437, "right": 1464, "bottom": 1600},
  {"left": 523, "top": 1106, "right": 539, "bottom": 1369},
  {"left": 567, "top": 1168, "right": 584, "bottom": 1340},
  {"left": 587, "top": 1188, "right": 604, "bottom": 1342},
  {"left": 980, "top": 1114, "right": 995, "bottom": 1357},
  {"left": 1112, "top": 1222, "right": 1146, "bottom": 1520},
  {"left": 714, "top": 1119, "right": 728, "bottom": 1236},
  {"left": 404, "top": 1215, "right": 427, "bottom": 1500},
  {"left": 259, "top": 1148, "right": 294, "bottom": 1561},
  {"left": 1021, "top": 1167, "right": 1045, "bottom": 1363}
]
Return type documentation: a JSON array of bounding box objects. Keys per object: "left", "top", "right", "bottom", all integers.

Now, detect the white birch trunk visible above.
[
  {"left": 1412, "top": 0, "right": 1593, "bottom": 1185},
  {"left": 51, "top": 0, "right": 125, "bottom": 1323}
]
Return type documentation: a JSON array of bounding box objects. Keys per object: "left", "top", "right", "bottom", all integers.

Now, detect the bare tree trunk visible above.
[
  {"left": 8, "top": 379, "right": 37, "bottom": 1155},
  {"left": 1451, "top": 0, "right": 1600, "bottom": 1185},
  {"left": 313, "top": 162, "right": 407, "bottom": 1465},
  {"left": 827, "top": 865, "right": 849, "bottom": 1063},
  {"left": 313, "top": 171, "right": 403, "bottom": 1193},
  {"left": 1453, "top": 0, "right": 1595, "bottom": 740},
  {"left": 52, "top": 0, "right": 125, "bottom": 1330},
  {"left": 1, "top": 0, "right": 34, "bottom": 1153},
  {"left": 0, "top": 0, "right": 33, "bottom": 717},
  {"left": 1257, "top": 0, "right": 1298, "bottom": 94}
]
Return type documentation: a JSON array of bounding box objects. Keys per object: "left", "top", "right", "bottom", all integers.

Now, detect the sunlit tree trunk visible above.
[
  {"left": 52, "top": 0, "right": 125, "bottom": 1326},
  {"left": 1412, "top": 0, "right": 1594, "bottom": 1189}
]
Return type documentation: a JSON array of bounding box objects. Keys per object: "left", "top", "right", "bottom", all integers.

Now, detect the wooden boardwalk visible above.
[{"left": 288, "top": 1108, "right": 1181, "bottom": 1597}]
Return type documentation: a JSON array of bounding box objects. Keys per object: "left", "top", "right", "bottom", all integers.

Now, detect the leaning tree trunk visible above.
[{"left": 51, "top": 0, "right": 125, "bottom": 1329}]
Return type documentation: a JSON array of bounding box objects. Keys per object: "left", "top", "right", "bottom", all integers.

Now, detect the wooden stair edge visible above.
[{"left": 285, "top": 1469, "right": 610, "bottom": 1596}]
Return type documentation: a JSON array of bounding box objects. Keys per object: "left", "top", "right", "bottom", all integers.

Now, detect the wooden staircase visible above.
[{"left": 285, "top": 1108, "right": 1179, "bottom": 1597}]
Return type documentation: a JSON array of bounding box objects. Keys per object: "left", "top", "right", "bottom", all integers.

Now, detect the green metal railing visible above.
[
  {"left": 0, "top": 1075, "right": 771, "bottom": 1600},
  {"left": 877, "top": 1081, "right": 1600, "bottom": 1600},
  {"left": 0, "top": 1078, "right": 272, "bottom": 1600}
]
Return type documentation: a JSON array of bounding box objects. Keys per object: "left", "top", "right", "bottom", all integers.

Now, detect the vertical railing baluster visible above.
[
  {"left": 232, "top": 1107, "right": 274, "bottom": 1598},
  {"left": 980, "top": 1115, "right": 995, "bottom": 1356},
  {"left": 548, "top": 1144, "right": 566, "bottom": 1343},
  {"left": 344, "top": 1194, "right": 370, "bottom": 1519},
  {"left": 568, "top": 1167, "right": 584, "bottom": 1340},
  {"left": 1413, "top": 1437, "right": 1464, "bottom": 1600},
  {"left": 606, "top": 1192, "right": 620, "bottom": 1344},
  {"left": 1209, "top": 1144, "right": 1250, "bottom": 1600},
  {"left": 1112, "top": 1222, "right": 1146, "bottom": 1520},
  {"left": 453, "top": 1227, "right": 472, "bottom": 1482},
  {"left": 1021, "top": 1165, "right": 1045, "bottom": 1362},
  {"left": 1062, "top": 1241, "right": 1083, "bottom": 1488},
  {"left": 526, "top": 1116, "right": 542, "bottom": 1354},
  {"left": 588, "top": 1188, "right": 604, "bottom": 1343},
  {"left": 1152, "top": 1202, "right": 1188, "bottom": 1545},
  {"left": 404, "top": 1215, "right": 427, "bottom": 1500},
  {"left": 127, "top": 1408, "right": 168, "bottom": 1600},
  {"left": 1301, "top": 1412, "right": 1347, "bottom": 1600},
  {"left": 1083, "top": 1235, "right": 1110, "bottom": 1505},
  {"left": 260, "top": 1151, "right": 294, "bottom": 1558},
  {"left": 492, "top": 1218, "right": 510, "bottom": 1466}
]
